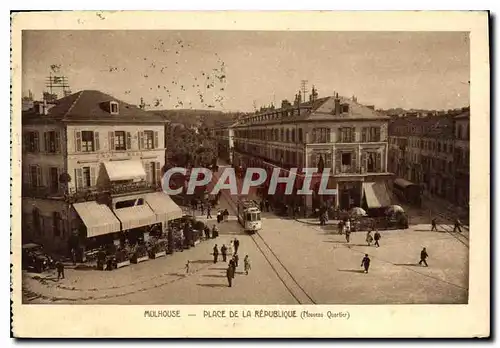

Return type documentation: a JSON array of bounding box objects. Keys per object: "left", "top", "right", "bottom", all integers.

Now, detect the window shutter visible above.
[
  {"left": 126, "top": 132, "right": 132, "bottom": 150},
  {"left": 108, "top": 131, "right": 115, "bottom": 151},
  {"left": 154, "top": 131, "right": 159, "bottom": 149},
  {"left": 352, "top": 127, "right": 357, "bottom": 143},
  {"left": 75, "top": 168, "right": 83, "bottom": 191},
  {"left": 156, "top": 161, "right": 161, "bottom": 185},
  {"left": 75, "top": 131, "right": 82, "bottom": 152},
  {"left": 24, "top": 166, "right": 31, "bottom": 187},
  {"left": 94, "top": 132, "right": 100, "bottom": 151},
  {"left": 352, "top": 150, "right": 358, "bottom": 173},
  {"left": 55, "top": 131, "right": 61, "bottom": 153},
  {"left": 362, "top": 128, "right": 367, "bottom": 142},
  {"left": 361, "top": 151, "right": 367, "bottom": 173},
  {"left": 138, "top": 132, "right": 143, "bottom": 150},
  {"left": 338, "top": 128, "right": 343, "bottom": 143},
  {"left": 36, "top": 166, "right": 42, "bottom": 187},
  {"left": 34, "top": 131, "right": 39, "bottom": 152},
  {"left": 90, "top": 166, "right": 96, "bottom": 187},
  {"left": 44, "top": 132, "right": 49, "bottom": 153},
  {"left": 144, "top": 162, "right": 151, "bottom": 183},
  {"left": 335, "top": 152, "right": 341, "bottom": 174}
]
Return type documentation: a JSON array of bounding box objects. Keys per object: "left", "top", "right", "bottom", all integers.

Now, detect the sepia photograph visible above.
[{"left": 10, "top": 11, "right": 489, "bottom": 338}]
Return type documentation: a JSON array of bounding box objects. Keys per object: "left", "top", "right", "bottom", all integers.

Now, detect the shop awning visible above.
[
  {"left": 145, "top": 192, "right": 183, "bottom": 222},
  {"left": 73, "top": 201, "right": 121, "bottom": 238},
  {"left": 103, "top": 160, "right": 146, "bottom": 182},
  {"left": 363, "top": 182, "right": 392, "bottom": 208},
  {"left": 114, "top": 204, "right": 158, "bottom": 230}
]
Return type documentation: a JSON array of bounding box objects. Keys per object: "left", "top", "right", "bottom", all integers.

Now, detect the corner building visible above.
[
  {"left": 227, "top": 92, "right": 394, "bottom": 212},
  {"left": 22, "top": 90, "right": 183, "bottom": 255}
]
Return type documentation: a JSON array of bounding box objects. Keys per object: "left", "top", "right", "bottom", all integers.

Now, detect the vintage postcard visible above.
[{"left": 11, "top": 11, "right": 490, "bottom": 338}]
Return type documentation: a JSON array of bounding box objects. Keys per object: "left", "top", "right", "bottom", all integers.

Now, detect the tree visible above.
[{"left": 165, "top": 124, "right": 217, "bottom": 168}]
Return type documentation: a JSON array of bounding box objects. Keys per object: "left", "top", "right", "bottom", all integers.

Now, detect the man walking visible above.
[
  {"left": 233, "top": 253, "right": 239, "bottom": 268},
  {"left": 419, "top": 247, "right": 429, "bottom": 267},
  {"left": 226, "top": 263, "right": 235, "bottom": 287},
  {"left": 234, "top": 238, "right": 240, "bottom": 254},
  {"left": 213, "top": 244, "right": 219, "bottom": 264},
  {"left": 374, "top": 230, "right": 381, "bottom": 248},
  {"left": 185, "top": 260, "right": 190, "bottom": 275},
  {"left": 56, "top": 260, "right": 65, "bottom": 280},
  {"left": 221, "top": 244, "right": 228, "bottom": 262},
  {"left": 361, "top": 254, "right": 371, "bottom": 274},
  {"left": 200, "top": 203, "right": 205, "bottom": 216},
  {"left": 207, "top": 205, "right": 212, "bottom": 219},
  {"left": 431, "top": 218, "right": 438, "bottom": 231},
  {"left": 244, "top": 255, "right": 251, "bottom": 275},
  {"left": 453, "top": 218, "right": 462, "bottom": 233},
  {"left": 345, "top": 228, "right": 351, "bottom": 243}
]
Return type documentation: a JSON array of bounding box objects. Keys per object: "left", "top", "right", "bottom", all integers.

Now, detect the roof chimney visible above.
[{"left": 334, "top": 93, "right": 340, "bottom": 116}]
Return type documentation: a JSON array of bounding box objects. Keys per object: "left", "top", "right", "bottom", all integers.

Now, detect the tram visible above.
[{"left": 237, "top": 199, "right": 262, "bottom": 234}]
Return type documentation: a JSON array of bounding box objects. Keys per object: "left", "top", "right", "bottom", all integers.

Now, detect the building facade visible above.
[
  {"left": 212, "top": 120, "right": 237, "bottom": 164},
  {"left": 215, "top": 91, "right": 394, "bottom": 212},
  {"left": 22, "top": 90, "right": 182, "bottom": 254},
  {"left": 387, "top": 108, "right": 470, "bottom": 208}
]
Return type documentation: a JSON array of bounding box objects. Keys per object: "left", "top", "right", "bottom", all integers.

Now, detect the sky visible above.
[{"left": 22, "top": 30, "right": 470, "bottom": 112}]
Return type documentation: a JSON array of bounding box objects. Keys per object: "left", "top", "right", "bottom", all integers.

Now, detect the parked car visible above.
[{"left": 22, "top": 243, "right": 54, "bottom": 273}]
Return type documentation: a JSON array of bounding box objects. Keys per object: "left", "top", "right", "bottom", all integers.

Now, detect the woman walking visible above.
[{"left": 244, "top": 255, "right": 251, "bottom": 275}]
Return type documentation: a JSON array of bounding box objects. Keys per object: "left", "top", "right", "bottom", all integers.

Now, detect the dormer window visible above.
[
  {"left": 110, "top": 101, "right": 119, "bottom": 114},
  {"left": 341, "top": 104, "right": 349, "bottom": 113}
]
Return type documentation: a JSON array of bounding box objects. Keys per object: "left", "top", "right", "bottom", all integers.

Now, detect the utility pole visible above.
[{"left": 300, "top": 80, "right": 308, "bottom": 103}]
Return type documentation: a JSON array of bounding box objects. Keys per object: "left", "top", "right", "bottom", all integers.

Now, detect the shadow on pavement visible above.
[
  {"left": 338, "top": 269, "right": 366, "bottom": 274},
  {"left": 203, "top": 274, "right": 226, "bottom": 278},
  {"left": 190, "top": 260, "right": 213, "bottom": 264},
  {"left": 208, "top": 267, "right": 227, "bottom": 271},
  {"left": 197, "top": 283, "right": 228, "bottom": 288},
  {"left": 393, "top": 263, "right": 422, "bottom": 267}
]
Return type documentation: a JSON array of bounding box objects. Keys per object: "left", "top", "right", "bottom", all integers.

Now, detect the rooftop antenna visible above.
[
  {"left": 45, "top": 66, "right": 72, "bottom": 101},
  {"left": 300, "top": 80, "right": 308, "bottom": 103}
]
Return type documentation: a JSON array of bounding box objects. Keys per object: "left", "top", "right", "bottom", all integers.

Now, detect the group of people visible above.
[
  {"left": 431, "top": 217, "right": 464, "bottom": 233},
  {"left": 213, "top": 238, "right": 240, "bottom": 263},
  {"left": 216, "top": 209, "right": 229, "bottom": 223},
  {"left": 203, "top": 224, "right": 219, "bottom": 240},
  {"left": 226, "top": 254, "right": 251, "bottom": 287}
]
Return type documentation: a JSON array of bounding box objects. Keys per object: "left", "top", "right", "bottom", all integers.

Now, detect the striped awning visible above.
[
  {"left": 73, "top": 201, "right": 121, "bottom": 238},
  {"left": 145, "top": 192, "right": 183, "bottom": 222},
  {"left": 103, "top": 160, "right": 146, "bottom": 182},
  {"left": 363, "top": 182, "right": 392, "bottom": 208},
  {"left": 114, "top": 204, "right": 158, "bottom": 230}
]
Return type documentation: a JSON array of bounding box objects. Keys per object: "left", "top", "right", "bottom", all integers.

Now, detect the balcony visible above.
[{"left": 110, "top": 181, "right": 160, "bottom": 195}]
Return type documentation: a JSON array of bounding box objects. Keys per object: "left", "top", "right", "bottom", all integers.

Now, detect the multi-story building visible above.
[
  {"left": 388, "top": 108, "right": 469, "bottom": 208},
  {"left": 212, "top": 120, "right": 237, "bottom": 164},
  {"left": 22, "top": 90, "right": 182, "bottom": 254},
  {"left": 216, "top": 89, "right": 394, "bottom": 212}
]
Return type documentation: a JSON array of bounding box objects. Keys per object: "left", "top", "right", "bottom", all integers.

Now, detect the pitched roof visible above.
[
  {"left": 23, "top": 90, "right": 166, "bottom": 124},
  {"left": 307, "top": 96, "right": 389, "bottom": 120}
]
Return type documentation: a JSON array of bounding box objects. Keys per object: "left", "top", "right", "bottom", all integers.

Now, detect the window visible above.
[
  {"left": 82, "top": 167, "right": 91, "bottom": 187},
  {"left": 437, "top": 142, "right": 441, "bottom": 152},
  {"left": 53, "top": 212, "right": 61, "bottom": 237},
  {"left": 114, "top": 131, "right": 126, "bottom": 150},
  {"left": 341, "top": 104, "right": 349, "bottom": 113},
  {"left": 291, "top": 129, "right": 296, "bottom": 142},
  {"left": 362, "top": 127, "right": 381, "bottom": 142},
  {"left": 49, "top": 167, "right": 59, "bottom": 192},
  {"left": 142, "top": 131, "right": 154, "bottom": 149},
  {"left": 298, "top": 129, "right": 303, "bottom": 143},
  {"left": 341, "top": 153, "right": 352, "bottom": 166},
  {"left": 367, "top": 153, "right": 376, "bottom": 172},
  {"left": 280, "top": 129, "right": 284, "bottom": 142},
  {"left": 25, "top": 131, "right": 39, "bottom": 152},
  {"left": 75, "top": 166, "right": 96, "bottom": 190},
  {"left": 110, "top": 101, "right": 119, "bottom": 114},
  {"left": 44, "top": 131, "right": 60, "bottom": 153},
  {"left": 312, "top": 128, "right": 330, "bottom": 143},
  {"left": 286, "top": 129, "right": 290, "bottom": 142},
  {"left": 339, "top": 127, "right": 355, "bottom": 143},
  {"left": 81, "top": 131, "right": 94, "bottom": 152},
  {"left": 29, "top": 165, "right": 42, "bottom": 187},
  {"left": 144, "top": 161, "right": 161, "bottom": 185}
]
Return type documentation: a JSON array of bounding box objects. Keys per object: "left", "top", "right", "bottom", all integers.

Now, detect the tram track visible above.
[{"left": 213, "top": 168, "right": 316, "bottom": 304}]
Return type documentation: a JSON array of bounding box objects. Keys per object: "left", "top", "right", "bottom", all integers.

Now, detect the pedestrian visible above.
[
  {"left": 345, "top": 219, "right": 351, "bottom": 234},
  {"left": 338, "top": 220, "right": 344, "bottom": 235},
  {"left": 217, "top": 211, "right": 222, "bottom": 223},
  {"left": 453, "top": 218, "right": 462, "bottom": 233},
  {"left": 226, "top": 264, "right": 235, "bottom": 287},
  {"left": 366, "top": 231, "right": 373, "bottom": 246},
  {"left": 234, "top": 238, "right": 240, "bottom": 254},
  {"left": 265, "top": 200, "right": 270, "bottom": 212},
  {"left": 223, "top": 209, "right": 229, "bottom": 222},
  {"left": 200, "top": 203, "right": 205, "bottom": 216},
  {"left": 431, "top": 217, "right": 438, "bottom": 231},
  {"left": 56, "top": 260, "right": 65, "bottom": 280},
  {"left": 361, "top": 254, "right": 371, "bottom": 274},
  {"left": 345, "top": 228, "right": 351, "bottom": 243},
  {"left": 374, "top": 230, "right": 381, "bottom": 248},
  {"left": 204, "top": 225, "right": 210, "bottom": 240},
  {"left": 244, "top": 255, "right": 251, "bottom": 275},
  {"left": 185, "top": 260, "right": 190, "bottom": 274},
  {"left": 213, "top": 244, "right": 219, "bottom": 263},
  {"left": 221, "top": 244, "right": 227, "bottom": 262},
  {"left": 229, "top": 258, "right": 236, "bottom": 271},
  {"left": 234, "top": 253, "right": 239, "bottom": 268},
  {"left": 260, "top": 200, "right": 265, "bottom": 212},
  {"left": 419, "top": 247, "right": 429, "bottom": 267},
  {"left": 207, "top": 206, "right": 212, "bottom": 219},
  {"left": 212, "top": 224, "right": 219, "bottom": 238}
]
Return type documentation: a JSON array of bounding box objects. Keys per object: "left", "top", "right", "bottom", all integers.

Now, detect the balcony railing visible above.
[{"left": 23, "top": 181, "right": 162, "bottom": 202}]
